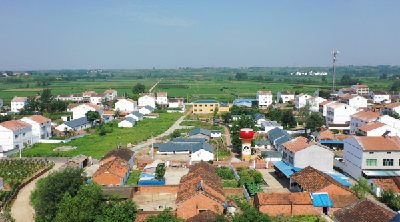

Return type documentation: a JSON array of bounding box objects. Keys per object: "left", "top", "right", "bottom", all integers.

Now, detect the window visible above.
[
  {"left": 282, "top": 152, "right": 287, "bottom": 160},
  {"left": 289, "top": 156, "right": 293, "bottom": 164},
  {"left": 23, "top": 133, "right": 26, "bottom": 137},
  {"left": 15, "top": 135, "right": 18, "bottom": 139},
  {"left": 366, "top": 159, "right": 377, "bottom": 166},
  {"left": 369, "top": 152, "right": 374, "bottom": 154},
  {"left": 210, "top": 104, "right": 213, "bottom": 107},
  {"left": 210, "top": 109, "right": 213, "bottom": 111},
  {"left": 194, "top": 105, "right": 197, "bottom": 107},
  {"left": 205, "top": 105, "right": 207, "bottom": 107},
  {"left": 199, "top": 109, "right": 202, "bottom": 111},
  {"left": 383, "top": 159, "right": 394, "bottom": 166},
  {"left": 387, "top": 152, "right": 391, "bottom": 154},
  {"left": 194, "top": 109, "right": 197, "bottom": 112}
]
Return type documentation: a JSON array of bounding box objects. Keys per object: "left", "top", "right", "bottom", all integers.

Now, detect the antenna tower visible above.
[{"left": 331, "top": 51, "right": 340, "bottom": 92}]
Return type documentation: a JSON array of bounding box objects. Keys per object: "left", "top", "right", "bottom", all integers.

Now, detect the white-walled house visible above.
[
  {"left": 138, "top": 93, "right": 156, "bottom": 108},
  {"left": 55, "top": 117, "right": 91, "bottom": 132},
  {"left": 105, "top": 89, "right": 117, "bottom": 101},
  {"left": 20, "top": 115, "right": 52, "bottom": 139},
  {"left": 11, "top": 97, "right": 28, "bottom": 112},
  {"left": 257, "top": 91, "right": 273, "bottom": 108},
  {"left": 277, "top": 91, "right": 295, "bottom": 103},
  {"left": 376, "top": 115, "right": 400, "bottom": 129},
  {"left": 0, "top": 120, "right": 34, "bottom": 156},
  {"left": 139, "top": 106, "right": 155, "bottom": 115},
  {"left": 382, "top": 103, "right": 400, "bottom": 115},
  {"left": 126, "top": 112, "right": 144, "bottom": 121},
  {"left": 326, "top": 103, "right": 358, "bottom": 124},
  {"left": 343, "top": 136, "right": 400, "bottom": 180},
  {"left": 349, "top": 111, "right": 381, "bottom": 135},
  {"left": 115, "top": 99, "right": 138, "bottom": 113},
  {"left": 156, "top": 92, "right": 168, "bottom": 107},
  {"left": 118, "top": 117, "right": 136, "bottom": 128},
  {"left": 319, "top": 101, "right": 336, "bottom": 116},
  {"left": 168, "top": 98, "right": 182, "bottom": 108},
  {"left": 72, "top": 94, "right": 84, "bottom": 103},
  {"left": 191, "top": 144, "right": 214, "bottom": 162},
  {"left": 211, "top": 130, "right": 221, "bottom": 138},
  {"left": 340, "top": 95, "right": 368, "bottom": 108},
  {"left": 351, "top": 85, "right": 369, "bottom": 95},
  {"left": 295, "top": 93, "right": 311, "bottom": 110},
  {"left": 370, "top": 91, "right": 390, "bottom": 104},
  {"left": 306, "top": 97, "right": 327, "bottom": 113},
  {"left": 71, "top": 103, "right": 103, "bottom": 120},
  {"left": 357, "top": 122, "right": 400, "bottom": 137},
  {"left": 261, "top": 121, "right": 283, "bottom": 133},
  {"left": 90, "top": 93, "right": 108, "bottom": 106},
  {"left": 338, "top": 88, "right": 356, "bottom": 96},
  {"left": 280, "top": 137, "right": 334, "bottom": 172},
  {"left": 58, "top": 94, "right": 73, "bottom": 101}
]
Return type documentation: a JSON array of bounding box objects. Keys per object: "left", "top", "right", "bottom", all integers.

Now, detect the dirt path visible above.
[{"left": 11, "top": 163, "right": 64, "bottom": 222}]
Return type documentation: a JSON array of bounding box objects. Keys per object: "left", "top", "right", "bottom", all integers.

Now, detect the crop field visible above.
[
  {"left": 0, "top": 159, "right": 49, "bottom": 183},
  {"left": 12, "top": 112, "right": 182, "bottom": 159}
]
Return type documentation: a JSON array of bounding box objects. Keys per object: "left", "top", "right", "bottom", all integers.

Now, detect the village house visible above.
[
  {"left": 254, "top": 193, "right": 313, "bottom": 217},
  {"left": 333, "top": 199, "right": 397, "bottom": 222},
  {"left": 268, "top": 127, "right": 292, "bottom": 148},
  {"left": 168, "top": 98, "right": 183, "bottom": 108},
  {"left": 257, "top": 91, "right": 273, "bottom": 108},
  {"left": 55, "top": 117, "right": 91, "bottom": 132},
  {"left": 58, "top": 94, "right": 73, "bottom": 101},
  {"left": 343, "top": 136, "right": 400, "bottom": 180},
  {"left": 326, "top": 103, "right": 358, "bottom": 125},
  {"left": 280, "top": 137, "right": 334, "bottom": 172},
  {"left": 339, "top": 94, "right": 368, "bottom": 108},
  {"left": 369, "top": 177, "right": 400, "bottom": 197},
  {"left": 83, "top": 91, "right": 95, "bottom": 102},
  {"left": 67, "top": 154, "right": 91, "bottom": 168},
  {"left": 115, "top": 99, "right": 138, "bottom": 113},
  {"left": 0, "top": 120, "right": 34, "bottom": 156},
  {"left": 382, "top": 103, "right": 400, "bottom": 115},
  {"left": 192, "top": 100, "right": 230, "bottom": 114},
  {"left": 260, "top": 121, "right": 282, "bottom": 133},
  {"left": 153, "top": 140, "right": 214, "bottom": 161},
  {"left": 255, "top": 140, "right": 272, "bottom": 149},
  {"left": 306, "top": 96, "right": 327, "bottom": 113},
  {"left": 350, "top": 85, "right": 369, "bottom": 95},
  {"left": 295, "top": 93, "right": 311, "bottom": 110},
  {"left": 138, "top": 93, "right": 156, "bottom": 108},
  {"left": 126, "top": 111, "right": 144, "bottom": 121},
  {"left": 233, "top": 99, "right": 258, "bottom": 107},
  {"left": 138, "top": 105, "right": 155, "bottom": 115},
  {"left": 90, "top": 93, "right": 108, "bottom": 107},
  {"left": 349, "top": 111, "right": 381, "bottom": 135},
  {"left": 11, "top": 96, "right": 28, "bottom": 112},
  {"left": 72, "top": 93, "right": 84, "bottom": 103},
  {"left": 357, "top": 122, "right": 400, "bottom": 137},
  {"left": 188, "top": 127, "right": 211, "bottom": 141},
  {"left": 156, "top": 92, "right": 168, "bottom": 108},
  {"left": 71, "top": 103, "right": 103, "bottom": 120},
  {"left": 319, "top": 100, "right": 336, "bottom": 117},
  {"left": 176, "top": 161, "right": 225, "bottom": 219},
  {"left": 254, "top": 113, "right": 268, "bottom": 126},
  {"left": 370, "top": 91, "right": 390, "bottom": 104},
  {"left": 104, "top": 89, "right": 117, "bottom": 101},
  {"left": 118, "top": 117, "right": 136, "bottom": 128},
  {"left": 92, "top": 157, "right": 130, "bottom": 186},
  {"left": 20, "top": 115, "right": 52, "bottom": 139},
  {"left": 210, "top": 130, "right": 221, "bottom": 138},
  {"left": 100, "top": 147, "right": 135, "bottom": 169},
  {"left": 277, "top": 91, "right": 295, "bottom": 103},
  {"left": 338, "top": 88, "right": 356, "bottom": 96}
]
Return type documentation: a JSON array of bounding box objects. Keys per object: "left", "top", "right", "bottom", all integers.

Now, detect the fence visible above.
[
  {"left": 242, "top": 185, "right": 251, "bottom": 203},
  {"left": 230, "top": 163, "right": 240, "bottom": 182}
]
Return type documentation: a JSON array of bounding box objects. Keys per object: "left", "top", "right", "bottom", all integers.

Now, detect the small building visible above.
[
  {"left": 306, "top": 97, "right": 327, "bottom": 113},
  {"left": 211, "top": 130, "right": 221, "bottom": 138},
  {"left": 257, "top": 91, "right": 273, "bottom": 108},
  {"left": 277, "top": 91, "right": 295, "bottom": 104},
  {"left": 382, "top": 103, "right": 400, "bottom": 115},
  {"left": 193, "top": 100, "right": 231, "bottom": 114},
  {"left": 233, "top": 99, "right": 258, "bottom": 107},
  {"left": 138, "top": 93, "right": 156, "bottom": 108},
  {"left": 68, "top": 154, "right": 91, "bottom": 168},
  {"left": 20, "top": 115, "right": 52, "bottom": 140},
  {"left": 369, "top": 178, "right": 400, "bottom": 197},
  {"left": 11, "top": 96, "right": 28, "bottom": 112},
  {"left": 67, "top": 103, "right": 80, "bottom": 112},
  {"left": 349, "top": 111, "right": 381, "bottom": 135},
  {"left": 189, "top": 127, "right": 211, "bottom": 141},
  {"left": 55, "top": 117, "right": 91, "bottom": 132},
  {"left": 370, "top": 91, "right": 390, "bottom": 104},
  {"left": 255, "top": 140, "right": 271, "bottom": 149},
  {"left": 357, "top": 122, "right": 400, "bottom": 137},
  {"left": 100, "top": 146, "right": 135, "bottom": 169},
  {"left": 143, "top": 113, "right": 159, "bottom": 118},
  {"left": 90, "top": 93, "right": 109, "bottom": 106},
  {"left": 261, "top": 121, "right": 282, "bottom": 133},
  {"left": 71, "top": 103, "right": 103, "bottom": 120},
  {"left": 254, "top": 113, "right": 268, "bottom": 126},
  {"left": 104, "top": 89, "right": 118, "bottom": 101},
  {"left": 126, "top": 111, "right": 144, "bottom": 121},
  {"left": 319, "top": 101, "right": 337, "bottom": 116},
  {"left": 93, "top": 157, "right": 130, "bottom": 186},
  {"left": 340, "top": 94, "right": 368, "bottom": 108},
  {"left": 72, "top": 93, "right": 84, "bottom": 103},
  {"left": 153, "top": 141, "right": 214, "bottom": 162},
  {"left": 138, "top": 105, "right": 155, "bottom": 115},
  {"left": 333, "top": 199, "right": 397, "bottom": 222},
  {"left": 156, "top": 92, "right": 168, "bottom": 108},
  {"left": 351, "top": 84, "right": 369, "bottom": 95},
  {"left": 261, "top": 150, "right": 282, "bottom": 162},
  {"left": 0, "top": 120, "right": 34, "bottom": 155},
  {"left": 326, "top": 103, "right": 358, "bottom": 125},
  {"left": 115, "top": 99, "right": 138, "bottom": 113},
  {"left": 118, "top": 117, "right": 136, "bottom": 128},
  {"left": 295, "top": 93, "right": 311, "bottom": 110},
  {"left": 254, "top": 193, "right": 313, "bottom": 216},
  {"left": 231, "top": 114, "right": 252, "bottom": 121}
]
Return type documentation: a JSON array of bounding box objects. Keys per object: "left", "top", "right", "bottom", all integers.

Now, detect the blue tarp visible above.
[
  {"left": 138, "top": 180, "right": 166, "bottom": 185},
  {"left": 311, "top": 193, "right": 333, "bottom": 207},
  {"left": 319, "top": 140, "right": 344, "bottom": 144},
  {"left": 324, "top": 172, "right": 353, "bottom": 187},
  {"left": 103, "top": 117, "right": 109, "bottom": 120},
  {"left": 87, "top": 179, "right": 92, "bottom": 184},
  {"left": 272, "top": 161, "right": 300, "bottom": 177},
  {"left": 363, "top": 170, "right": 400, "bottom": 177}
]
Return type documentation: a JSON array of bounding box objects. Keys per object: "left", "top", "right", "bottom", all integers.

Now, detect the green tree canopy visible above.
[
  {"left": 144, "top": 208, "right": 184, "bottom": 222},
  {"left": 281, "top": 109, "right": 297, "bottom": 128},
  {"left": 305, "top": 112, "right": 325, "bottom": 133},
  {"left": 86, "top": 111, "right": 101, "bottom": 122},
  {"left": 231, "top": 114, "right": 258, "bottom": 148},
  {"left": 132, "top": 83, "right": 145, "bottom": 94}
]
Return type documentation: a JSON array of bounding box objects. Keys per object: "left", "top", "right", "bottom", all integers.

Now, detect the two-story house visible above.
[
  {"left": 156, "top": 92, "right": 168, "bottom": 108},
  {"left": 338, "top": 88, "right": 356, "bottom": 96},
  {"left": 319, "top": 101, "right": 336, "bottom": 116},
  {"left": 138, "top": 93, "right": 156, "bottom": 108},
  {"left": 59, "top": 94, "right": 73, "bottom": 102},
  {"left": 11, "top": 97, "right": 28, "bottom": 112},
  {"left": 306, "top": 97, "right": 327, "bottom": 113},
  {"left": 349, "top": 111, "right": 381, "bottom": 135},
  {"left": 277, "top": 91, "right": 295, "bottom": 103},
  {"left": 72, "top": 94, "right": 84, "bottom": 103},
  {"left": 55, "top": 117, "right": 91, "bottom": 132},
  {"left": 257, "top": 91, "right": 273, "bottom": 108},
  {"left": 382, "top": 103, "right": 400, "bottom": 115},
  {"left": 326, "top": 103, "right": 358, "bottom": 124},
  {"left": 370, "top": 91, "right": 390, "bottom": 104},
  {"left": 280, "top": 137, "right": 334, "bottom": 172},
  {"left": 295, "top": 93, "right": 311, "bottom": 110},
  {"left": 90, "top": 93, "right": 108, "bottom": 106},
  {"left": 115, "top": 99, "right": 138, "bottom": 113},
  {"left": 0, "top": 120, "right": 33, "bottom": 156},
  {"left": 83, "top": 91, "right": 95, "bottom": 103},
  {"left": 20, "top": 115, "right": 52, "bottom": 139},
  {"left": 339, "top": 94, "right": 368, "bottom": 108},
  {"left": 351, "top": 85, "right": 369, "bottom": 95},
  {"left": 104, "top": 89, "right": 117, "bottom": 101},
  {"left": 71, "top": 103, "right": 103, "bottom": 119},
  {"left": 357, "top": 122, "right": 400, "bottom": 137},
  {"left": 343, "top": 136, "right": 400, "bottom": 180}
]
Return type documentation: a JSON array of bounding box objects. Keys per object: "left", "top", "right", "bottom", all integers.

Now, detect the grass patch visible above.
[
  {"left": 272, "top": 215, "right": 325, "bottom": 222},
  {"left": 222, "top": 180, "right": 238, "bottom": 188},
  {"left": 12, "top": 112, "right": 182, "bottom": 159},
  {"left": 126, "top": 170, "right": 142, "bottom": 185}
]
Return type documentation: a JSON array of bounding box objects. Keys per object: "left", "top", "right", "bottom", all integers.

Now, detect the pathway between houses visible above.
[{"left": 11, "top": 163, "right": 64, "bottom": 222}]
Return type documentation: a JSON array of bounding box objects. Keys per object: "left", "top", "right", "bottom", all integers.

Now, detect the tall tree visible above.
[
  {"left": 305, "top": 112, "right": 325, "bottom": 133},
  {"left": 132, "top": 83, "right": 145, "bottom": 94},
  {"left": 281, "top": 109, "right": 297, "bottom": 128},
  {"left": 231, "top": 114, "right": 258, "bottom": 148},
  {"left": 86, "top": 111, "right": 101, "bottom": 123}
]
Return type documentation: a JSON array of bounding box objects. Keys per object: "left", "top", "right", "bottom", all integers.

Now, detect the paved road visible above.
[
  {"left": 131, "top": 115, "right": 187, "bottom": 152},
  {"left": 11, "top": 163, "right": 64, "bottom": 222}
]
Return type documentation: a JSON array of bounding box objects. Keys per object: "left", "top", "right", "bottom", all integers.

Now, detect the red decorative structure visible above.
[{"left": 239, "top": 129, "right": 254, "bottom": 140}]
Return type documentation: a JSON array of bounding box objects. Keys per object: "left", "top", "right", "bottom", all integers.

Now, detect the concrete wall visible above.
[
  {"left": 39, "top": 133, "right": 86, "bottom": 143},
  {"left": 343, "top": 137, "right": 364, "bottom": 180},
  {"left": 287, "top": 145, "right": 333, "bottom": 172},
  {"left": 191, "top": 149, "right": 214, "bottom": 162}
]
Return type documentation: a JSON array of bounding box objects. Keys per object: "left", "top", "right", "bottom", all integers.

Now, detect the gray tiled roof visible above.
[
  {"left": 276, "top": 136, "right": 293, "bottom": 146},
  {"left": 154, "top": 142, "right": 214, "bottom": 153},
  {"left": 119, "top": 117, "right": 136, "bottom": 125},
  {"left": 130, "top": 111, "right": 143, "bottom": 118},
  {"left": 261, "top": 121, "right": 281, "bottom": 129},
  {"left": 261, "top": 151, "right": 282, "bottom": 158},
  {"left": 189, "top": 127, "right": 211, "bottom": 137},
  {"left": 173, "top": 138, "right": 206, "bottom": 143},
  {"left": 63, "top": 117, "right": 89, "bottom": 128},
  {"left": 268, "top": 127, "right": 291, "bottom": 141},
  {"left": 143, "top": 106, "right": 155, "bottom": 111},
  {"left": 255, "top": 140, "right": 271, "bottom": 146}
]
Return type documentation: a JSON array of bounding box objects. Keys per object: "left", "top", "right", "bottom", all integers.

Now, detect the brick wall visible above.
[
  {"left": 319, "top": 184, "right": 353, "bottom": 195},
  {"left": 177, "top": 194, "right": 223, "bottom": 219},
  {"left": 258, "top": 204, "right": 314, "bottom": 217},
  {"left": 212, "top": 161, "right": 250, "bottom": 168},
  {"left": 223, "top": 188, "right": 243, "bottom": 194},
  {"left": 138, "top": 185, "right": 179, "bottom": 193},
  {"left": 136, "top": 211, "right": 177, "bottom": 222}
]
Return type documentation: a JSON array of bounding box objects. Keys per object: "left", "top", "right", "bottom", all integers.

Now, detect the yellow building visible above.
[{"left": 193, "top": 100, "right": 231, "bottom": 114}]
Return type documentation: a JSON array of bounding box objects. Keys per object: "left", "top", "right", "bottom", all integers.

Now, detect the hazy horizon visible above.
[{"left": 1, "top": 0, "right": 400, "bottom": 70}]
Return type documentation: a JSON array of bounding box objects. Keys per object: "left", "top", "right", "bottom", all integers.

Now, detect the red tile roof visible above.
[
  {"left": 157, "top": 92, "right": 167, "bottom": 97},
  {"left": 350, "top": 111, "right": 380, "bottom": 122},
  {"left": 83, "top": 91, "right": 95, "bottom": 96},
  {"left": 67, "top": 103, "right": 80, "bottom": 109},
  {"left": 186, "top": 211, "right": 218, "bottom": 222},
  {"left": 353, "top": 136, "right": 400, "bottom": 151},
  {"left": 317, "top": 130, "right": 335, "bottom": 140},
  {"left": 357, "top": 122, "right": 386, "bottom": 132},
  {"left": 93, "top": 157, "right": 130, "bottom": 185},
  {"left": 258, "top": 91, "right": 272, "bottom": 95},
  {"left": 329, "top": 194, "right": 359, "bottom": 208},
  {"left": 125, "top": 99, "right": 137, "bottom": 104},
  {"left": 11, "top": 97, "right": 27, "bottom": 102},
  {"left": 0, "top": 120, "right": 31, "bottom": 131},
  {"left": 281, "top": 137, "right": 326, "bottom": 153},
  {"left": 256, "top": 193, "right": 313, "bottom": 205},
  {"left": 84, "top": 103, "right": 103, "bottom": 109},
  {"left": 385, "top": 103, "right": 400, "bottom": 109},
  {"left": 373, "top": 178, "right": 400, "bottom": 193},
  {"left": 278, "top": 91, "right": 294, "bottom": 95},
  {"left": 104, "top": 90, "right": 115, "bottom": 93},
  {"left": 319, "top": 100, "right": 336, "bottom": 106},
  {"left": 372, "top": 91, "right": 389, "bottom": 95},
  {"left": 91, "top": 93, "right": 107, "bottom": 97},
  {"left": 26, "top": 115, "right": 51, "bottom": 124},
  {"left": 290, "top": 166, "right": 353, "bottom": 193},
  {"left": 353, "top": 85, "right": 368, "bottom": 88},
  {"left": 333, "top": 199, "right": 396, "bottom": 222}
]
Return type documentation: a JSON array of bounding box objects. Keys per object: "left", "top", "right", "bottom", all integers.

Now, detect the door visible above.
[{"left": 323, "top": 207, "right": 328, "bottom": 215}]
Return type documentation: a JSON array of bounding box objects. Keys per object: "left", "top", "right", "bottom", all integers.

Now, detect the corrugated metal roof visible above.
[
  {"left": 173, "top": 138, "right": 206, "bottom": 143},
  {"left": 63, "top": 117, "right": 89, "bottom": 128},
  {"left": 269, "top": 127, "right": 291, "bottom": 141},
  {"left": 261, "top": 151, "right": 281, "bottom": 158},
  {"left": 119, "top": 117, "right": 136, "bottom": 125},
  {"left": 272, "top": 161, "right": 299, "bottom": 177},
  {"left": 154, "top": 141, "right": 214, "bottom": 153},
  {"left": 211, "top": 130, "right": 221, "bottom": 133},
  {"left": 189, "top": 127, "right": 211, "bottom": 137},
  {"left": 311, "top": 193, "right": 333, "bottom": 207},
  {"left": 276, "top": 136, "right": 293, "bottom": 146},
  {"left": 256, "top": 140, "right": 271, "bottom": 145}
]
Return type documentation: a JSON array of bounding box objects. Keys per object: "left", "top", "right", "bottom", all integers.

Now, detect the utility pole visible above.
[{"left": 331, "top": 51, "right": 340, "bottom": 93}]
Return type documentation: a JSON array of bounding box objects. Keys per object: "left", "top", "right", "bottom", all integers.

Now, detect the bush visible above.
[
  {"left": 253, "top": 171, "right": 264, "bottom": 184},
  {"left": 155, "top": 163, "right": 166, "bottom": 181},
  {"left": 215, "top": 166, "right": 235, "bottom": 180},
  {"left": 238, "top": 177, "right": 254, "bottom": 187}
]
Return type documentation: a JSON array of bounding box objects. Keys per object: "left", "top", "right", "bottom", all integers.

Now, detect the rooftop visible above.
[
  {"left": 333, "top": 199, "right": 396, "bottom": 222},
  {"left": 357, "top": 122, "right": 386, "bottom": 132},
  {"left": 104, "top": 89, "right": 115, "bottom": 93},
  {"left": 372, "top": 91, "right": 389, "bottom": 95},
  {"left": 385, "top": 103, "right": 400, "bottom": 109},
  {"left": 373, "top": 178, "right": 400, "bottom": 193},
  {"left": 93, "top": 157, "right": 130, "bottom": 184},
  {"left": 0, "top": 120, "right": 31, "bottom": 131},
  {"left": 351, "top": 111, "right": 381, "bottom": 122},
  {"left": 69, "top": 154, "right": 88, "bottom": 163},
  {"left": 317, "top": 130, "right": 335, "bottom": 141},
  {"left": 193, "top": 100, "right": 219, "bottom": 104},
  {"left": 352, "top": 136, "right": 400, "bottom": 151},
  {"left": 257, "top": 91, "right": 272, "bottom": 95},
  {"left": 157, "top": 92, "right": 167, "bottom": 97},
  {"left": 101, "top": 147, "right": 134, "bottom": 163},
  {"left": 256, "top": 193, "right": 312, "bottom": 205},
  {"left": 353, "top": 85, "right": 369, "bottom": 88},
  {"left": 319, "top": 100, "right": 336, "bottom": 106},
  {"left": 329, "top": 194, "right": 359, "bottom": 208},
  {"left": 189, "top": 127, "right": 211, "bottom": 137},
  {"left": 91, "top": 93, "right": 107, "bottom": 97},
  {"left": 26, "top": 115, "right": 51, "bottom": 124},
  {"left": 11, "top": 97, "right": 27, "bottom": 102},
  {"left": 278, "top": 91, "right": 295, "bottom": 95},
  {"left": 281, "top": 137, "right": 326, "bottom": 153},
  {"left": 83, "top": 103, "right": 103, "bottom": 110},
  {"left": 62, "top": 117, "right": 90, "bottom": 128}
]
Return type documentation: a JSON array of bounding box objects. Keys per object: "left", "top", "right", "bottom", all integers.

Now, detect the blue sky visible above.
[{"left": 1, "top": 0, "right": 399, "bottom": 70}]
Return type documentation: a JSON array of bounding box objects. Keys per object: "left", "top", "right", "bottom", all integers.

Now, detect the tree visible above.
[
  {"left": 322, "top": 76, "right": 327, "bottom": 83},
  {"left": 281, "top": 109, "right": 297, "bottom": 128},
  {"left": 265, "top": 108, "right": 283, "bottom": 122},
  {"left": 40, "top": 88, "right": 53, "bottom": 111},
  {"left": 221, "top": 112, "right": 231, "bottom": 123},
  {"left": 31, "top": 167, "right": 86, "bottom": 221},
  {"left": 155, "top": 163, "right": 166, "bottom": 181},
  {"left": 132, "top": 83, "right": 145, "bottom": 94},
  {"left": 129, "top": 94, "right": 140, "bottom": 101},
  {"left": 115, "top": 108, "right": 120, "bottom": 118},
  {"left": 171, "top": 129, "right": 181, "bottom": 138},
  {"left": 295, "top": 88, "right": 307, "bottom": 95},
  {"left": 305, "top": 112, "right": 325, "bottom": 133},
  {"left": 390, "top": 111, "right": 400, "bottom": 120},
  {"left": 235, "top": 73, "right": 248, "bottom": 81},
  {"left": 0, "top": 115, "right": 11, "bottom": 123},
  {"left": 95, "top": 199, "right": 138, "bottom": 222},
  {"left": 111, "top": 99, "right": 118, "bottom": 108},
  {"left": 380, "top": 189, "right": 400, "bottom": 211},
  {"left": 278, "top": 97, "right": 283, "bottom": 103},
  {"left": 231, "top": 114, "right": 258, "bottom": 148},
  {"left": 101, "top": 98, "right": 108, "bottom": 107},
  {"left": 213, "top": 106, "right": 219, "bottom": 118},
  {"left": 351, "top": 177, "right": 372, "bottom": 199},
  {"left": 86, "top": 111, "right": 101, "bottom": 123},
  {"left": 144, "top": 208, "right": 184, "bottom": 222},
  {"left": 319, "top": 90, "right": 331, "bottom": 99},
  {"left": 208, "top": 201, "right": 271, "bottom": 222}
]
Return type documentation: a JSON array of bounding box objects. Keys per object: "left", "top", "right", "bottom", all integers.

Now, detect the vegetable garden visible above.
[{"left": 0, "top": 159, "right": 49, "bottom": 183}]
